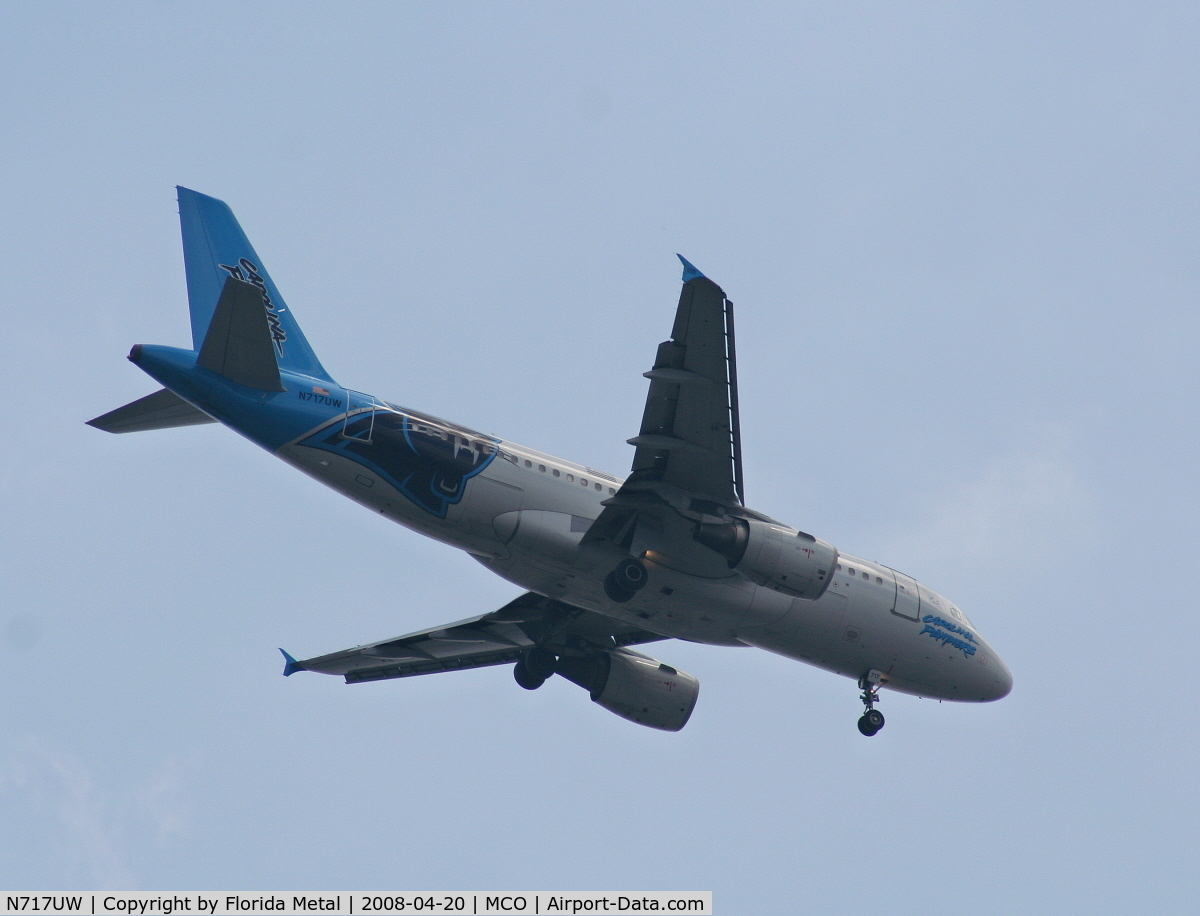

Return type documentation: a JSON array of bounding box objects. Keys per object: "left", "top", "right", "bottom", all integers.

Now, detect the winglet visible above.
[
  {"left": 280, "top": 648, "right": 304, "bottom": 676},
  {"left": 677, "top": 254, "right": 706, "bottom": 283}
]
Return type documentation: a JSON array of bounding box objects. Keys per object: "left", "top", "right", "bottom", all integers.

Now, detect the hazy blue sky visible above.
[{"left": 3, "top": 3, "right": 1199, "bottom": 912}]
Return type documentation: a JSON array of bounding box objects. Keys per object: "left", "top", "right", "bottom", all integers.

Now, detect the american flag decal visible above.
[{"left": 312, "top": 386, "right": 330, "bottom": 396}]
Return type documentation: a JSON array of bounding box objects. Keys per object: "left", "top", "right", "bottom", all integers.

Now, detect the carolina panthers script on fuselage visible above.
[{"left": 89, "top": 188, "right": 1012, "bottom": 735}]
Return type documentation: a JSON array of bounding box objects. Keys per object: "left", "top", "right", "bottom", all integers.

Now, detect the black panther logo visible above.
[{"left": 303, "top": 410, "right": 497, "bottom": 518}]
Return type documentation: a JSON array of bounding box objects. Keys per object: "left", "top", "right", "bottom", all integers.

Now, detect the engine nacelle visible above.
[
  {"left": 556, "top": 648, "right": 699, "bottom": 731},
  {"left": 695, "top": 517, "right": 838, "bottom": 600}
]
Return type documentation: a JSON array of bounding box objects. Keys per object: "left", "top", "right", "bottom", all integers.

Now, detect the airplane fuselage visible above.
[
  {"left": 94, "top": 187, "right": 1012, "bottom": 734},
  {"left": 133, "top": 343, "right": 1012, "bottom": 706}
]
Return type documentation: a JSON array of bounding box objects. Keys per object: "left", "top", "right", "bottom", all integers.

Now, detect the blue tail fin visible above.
[{"left": 178, "top": 187, "right": 333, "bottom": 383}]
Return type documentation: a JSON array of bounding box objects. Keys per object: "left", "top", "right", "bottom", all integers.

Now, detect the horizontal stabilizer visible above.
[
  {"left": 87, "top": 388, "right": 216, "bottom": 434},
  {"left": 196, "top": 276, "right": 286, "bottom": 391}
]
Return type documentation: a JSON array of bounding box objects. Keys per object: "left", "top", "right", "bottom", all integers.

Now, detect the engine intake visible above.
[
  {"left": 695, "top": 517, "right": 837, "bottom": 600},
  {"left": 556, "top": 648, "right": 699, "bottom": 731}
]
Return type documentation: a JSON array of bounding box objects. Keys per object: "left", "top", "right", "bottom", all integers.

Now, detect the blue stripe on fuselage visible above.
[
  {"left": 128, "top": 345, "right": 500, "bottom": 521},
  {"left": 129, "top": 345, "right": 349, "bottom": 451}
]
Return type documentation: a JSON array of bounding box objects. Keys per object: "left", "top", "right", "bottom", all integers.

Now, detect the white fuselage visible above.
[{"left": 279, "top": 411, "right": 1012, "bottom": 704}]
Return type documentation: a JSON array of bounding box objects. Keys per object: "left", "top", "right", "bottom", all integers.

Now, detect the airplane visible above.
[{"left": 89, "top": 187, "right": 1012, "bottom": 736}]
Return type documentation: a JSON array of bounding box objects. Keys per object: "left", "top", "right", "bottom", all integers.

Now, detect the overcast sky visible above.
[{"left": 3, "top": 3, "right": 1199, "bottom": 912}]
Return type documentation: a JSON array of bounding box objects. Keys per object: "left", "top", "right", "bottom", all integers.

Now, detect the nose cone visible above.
[{"left": 977, "top": 647, "right": 1013, "bottom": 701}]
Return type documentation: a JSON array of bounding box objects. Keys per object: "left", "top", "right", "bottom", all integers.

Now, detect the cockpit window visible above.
[{"left": 948, "top": 603, "right": 975, "bottom": 627}]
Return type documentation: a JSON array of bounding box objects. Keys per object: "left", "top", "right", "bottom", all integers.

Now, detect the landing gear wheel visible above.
[
  {"left": 604, "top": 573, "right": 634, "bottom": 603},
  {"left": 614, "top": 557, "right": 649, "bottom": 590},
  {"left": 522, "top": 646, "right": 557, "bottom": 681},
  {"left": 513, "top": 659, "right": 547, "bottom": 690},
  {"left": 604, "top": 572, "right": 634, "bottom": 603},
  {"left": 856, "top": 671, "right": 886, "bottom": 736},
  {"left": 604, "top": 558, "right": 649, "bottom": 603}
]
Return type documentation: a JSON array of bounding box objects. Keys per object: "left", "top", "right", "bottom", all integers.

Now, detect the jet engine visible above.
[
  {"left": 555, "top": 648, "right": 699, "bottom": 731},
  {"left": 694, "top": 517, "right": 837, "bottom": 600}
]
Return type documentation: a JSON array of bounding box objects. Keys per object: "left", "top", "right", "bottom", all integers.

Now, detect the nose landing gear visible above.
[
  {"left": 857, "top": 670, "right": 886, "bottom": 736},
  {"left": 858, "top": 708, "right": 885, "bottom": 736}
]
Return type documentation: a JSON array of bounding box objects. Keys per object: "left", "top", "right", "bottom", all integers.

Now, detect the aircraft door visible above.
[
  {"left": 340, "top": 389, "right": 377, "bottom": 443},
  {"left": 888, "top": 569, "right": 922, "bottom": 621}
]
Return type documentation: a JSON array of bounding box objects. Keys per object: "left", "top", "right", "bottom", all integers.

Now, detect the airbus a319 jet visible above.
[{"left": 90, "top": 188, "right": 1012, "bottom": 735}]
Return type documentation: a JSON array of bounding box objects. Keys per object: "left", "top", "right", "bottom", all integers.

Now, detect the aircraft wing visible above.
[
  {"left": 625, "top": 257, "right": 743, "bottom": 505},
  {"left": 288, "top": 591, "right": 665, "bottom": 684},
  {"left": 584, "top": 258, "right": 748, "bottom": 551}
]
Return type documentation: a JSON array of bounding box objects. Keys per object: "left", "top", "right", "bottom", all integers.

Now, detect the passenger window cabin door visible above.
[{"left": 886, "top": 568, "right": 922, "bottom": 621}]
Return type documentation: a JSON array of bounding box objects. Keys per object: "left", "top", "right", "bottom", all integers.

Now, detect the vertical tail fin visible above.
[{"left": 177, "top": 187, "right": 333, "bottom": 383}]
